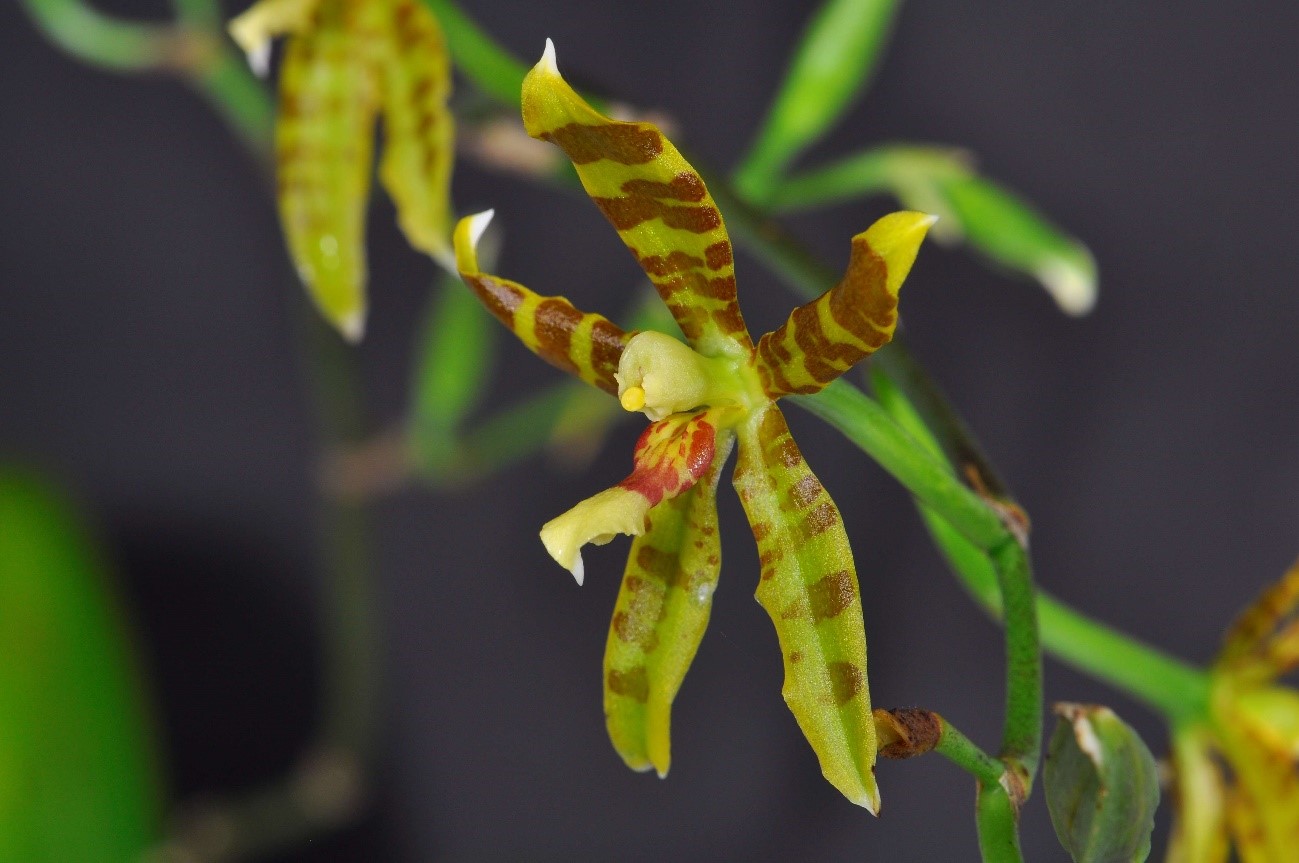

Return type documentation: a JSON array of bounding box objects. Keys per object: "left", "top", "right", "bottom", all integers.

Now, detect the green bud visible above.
[{"left": 1044, "top": 703, "right": 1160, "bottom": 863}]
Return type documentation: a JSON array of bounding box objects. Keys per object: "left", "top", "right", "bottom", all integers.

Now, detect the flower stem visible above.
[{"left": 976, "top": 782, "right": 1025, "bottom": 863}]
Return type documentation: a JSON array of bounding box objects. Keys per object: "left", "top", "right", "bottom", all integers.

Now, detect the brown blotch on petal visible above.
[
  {"left": 827, "top": 661, "right": 864, "bottom": 706},
  {"left": 545, "top": 123, "right": 662, "bottom": 165},
  {"left": 589, "top": 318, "right": 628, "bottom": 394},
  {"left": 788, "top": 650, "right": 804, "bottom": 664},
  {"left": 466, "top": 275, "right": 525, "bottom": 327},
  {"left": 780, "top": 597, "right": 811, "bottom": 620},
  {"left": 533, "top": 299, "right": 582, "bottom": 375},
  {"left": 802, "top": 502, "right": 839, "bottom": 540},
  {"left": 711, "top": 303, "right": 748, "bottom": 336},
  {"left": 789, "top": 474, "right": 823, "bottom": 509},
  {"left": 607, "top": 666, "right": 650, "bottom": 702},
  {"left": 750, "top": 521, "right": 771, "bottom": 542},
  {"left": 612, "top": 610, "right": 659, "bottom": 652},
  {"left": 808, "top": 570, "right": 857, "bottom": 622},
  {"left": 635, "top": 544, "right": 677, "bottom": 581},
  {"left": 620, "top": 172, "right": 706, "bottom": 202},
  {"left": 704, "top": 241, "right": 733, "bottom": 270},
  {"left": 636, "top": 250, "right": 705, "bottom": 277}
]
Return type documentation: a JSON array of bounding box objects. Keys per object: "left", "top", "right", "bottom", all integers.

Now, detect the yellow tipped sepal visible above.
[
  {"left": 863, "top": 211, "right": 939, "bottom": 297},
  {"left": 228, "top": 0, "right": 321, "bottom": 75}
]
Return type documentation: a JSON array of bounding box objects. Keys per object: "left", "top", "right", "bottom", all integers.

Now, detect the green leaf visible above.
[
  {"left": 412, "top": 273, "right": 493, "bottom": 443},
  {"left": 772, "top": 146, "right": 1098, "bottom": 315},
  {"left": 938, "top": 173, "right": 1097, "bottom": 315},
  {"left": 734, "top": 0, "right": 902, "bottom": 202},
  {"left": 0, "top": 467, "right": 162, "bottom": 861},
  {"left": 1044, "top": 703, "right": 1160, "bottom": 863}
]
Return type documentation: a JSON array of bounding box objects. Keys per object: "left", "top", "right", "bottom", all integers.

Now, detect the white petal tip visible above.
[
  {"left": 247, "top": 42, "right": 271, "bottom": 78},
  {"left": 337, "top": 311, "right": 366, "bottom": 344},
  {"left": 466, "top": 209, "right": 495, "bottom": 250},
  {"left": 655, "top": 767, "right": 669, "bottom": 779},
  {"left": 570, "top": 553, "right": 584, "bottom": 586},
  {"left": 540, "top": 38, "right": 558, "bottom": 73},
  {"left": 1037, "top": 256, "right": 1098, "bottom": 317}
]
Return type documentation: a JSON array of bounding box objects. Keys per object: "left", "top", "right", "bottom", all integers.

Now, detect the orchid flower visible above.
[
  {"left": 229, "top": 0, "right": 454, "bottom": 341},
  {"left": 453, "top": 41, "right": 933, "bottom": 812},
  {"left": 1167, "top": 558, "right": 1299, "bottom": 862}
]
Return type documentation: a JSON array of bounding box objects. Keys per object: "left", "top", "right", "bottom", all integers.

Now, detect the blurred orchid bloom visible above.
[
  {"left": 1167, "top": 558, "right": 1299, "bottom": 862},
  {"left": 229, "top": 0, "right": 454, "bottom": 341}
]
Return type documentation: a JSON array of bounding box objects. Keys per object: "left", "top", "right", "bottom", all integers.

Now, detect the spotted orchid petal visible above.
[
  {"left": 1217, "top": 705, "right": 1299, "bottom": 861},
  {"left": 604, "top": 432, "right": 734, "bottom": 777},
  {"left": 521, "top": 41, "right": 752, "bottom": 360},
  {"left": 454, "top": 211, "right": 632, "bottom": 395},
  {"left": 1166, "top": 727, "right": 1230, "bottom": 863},
  {"left": 228, "top": 0, "right": 321, "bottom": 76},
  {"left": 1218, "top": 557, "right": 1299, "bottom": 680},
  {"left": 731, "top": 404, "right": 878, "bottom": 812},
  {"left": 755, "top": 211, "right": 934, "bottom": 398},
  {"left": 275, "top": 0, "right": 382, "bottom": 341},
  {"left": 376, "top": 0, "right": 455, "bottom": 264},
  {"left": 540, "top": 409, "right": 721, "bottom": 584}
]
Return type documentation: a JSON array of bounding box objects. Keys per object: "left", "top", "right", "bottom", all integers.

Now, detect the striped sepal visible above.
[
  {"left": 275, "top": 0, "right": 382, "bottom": 341},
  {"left": 731, "top": 404, "right": 879, "bottom": 811},
  {"left": 521, "top": 42, "right": 752, "bottom": 360},
  {"left": 754, "top": 212, "right": 934, "bottom": 397},
  {"left": 454, "top": 211, "right": 631, "bottom": 395},
  {"left": 376, "top": 0, "right": 454, "bottom": 262},
  {"left": 540, "top": 409, "right": 721, "bottom": 583},
  {"left": 605, "top": 431, "right": 734, "bottom": 777},
  {"left": 1219, "top": 714, "right": 1299, "bottom": 862},
  {"left": 1219, "top": 558, "right": 1299, "bottom": 678}
]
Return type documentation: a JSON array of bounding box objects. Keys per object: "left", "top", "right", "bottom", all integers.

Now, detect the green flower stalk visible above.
[{"left": 452, "top": 40, "right": 936, "bottom": 811}]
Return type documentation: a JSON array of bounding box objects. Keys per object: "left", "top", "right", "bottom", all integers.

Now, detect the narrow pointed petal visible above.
[
  {"left": 521, "top": 42, "right": 752, "bottom": 359},
  {"left": 453, "top": 212, "right": 631, "bottom": 394},
  {"left": 1218, "top": 557, "right": 1299, "bottom": 677},
  {"left": 228, "top": 0, "right": 322, "bottom": 73},
  {"left": 377, "top": 0, "right": 455, "bottom": 263},
  {"left": 540, "top": 410, "right": 720, "bottom": 580},
  {"left": 604, "top": 432, "right": 734, "bottom": 777},
  {"left": 275, "top": 0, "right": 381, "bottom": 341},
  {"left": 755, "top": 211, "right": 934, "bottom": 397},
  {"left": 1166, "top": 727, "right": 1230, "bottom": 863},
  {"left": 1216, "top": 680, "right": 1299, "bottom": 861},
  {"left": 731, "top": 404, "right": 878, "bottom": 811}
]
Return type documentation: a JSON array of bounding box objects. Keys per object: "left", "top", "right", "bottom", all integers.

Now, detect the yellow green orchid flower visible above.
[
  {"left": 229, "top": 0, "right": 454, "bottom": 341},
  {"left": 1167, "top": 558, "right": 1299, "bottom": 863},
  {"left": 452, "top": 41, "right": 934, "bottom": 812}
]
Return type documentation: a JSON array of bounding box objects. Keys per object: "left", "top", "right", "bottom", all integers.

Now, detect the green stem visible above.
[
  {"left": 186, "top": 43, "right": 276, "bottom": 165},
  {"left": 19, "top": 0, "right": 181, "bottom": 71},
  {"left": 795, "top": 380, "right": 1042, "bottom": 781},
  {"left": 420, "top": 0, "right": 529, "bottom": 106},
  {"left": 883, "top": 373, "right": 1213, "bottom": 722},
  {"left": 765, "top": 144, "right": 971, "bottom": 213},
  {"left": 932, "top": 716, "right": 1006, "bottom": 788},
  {"left": 976, "top": 782, "right": 1024, "bottom": 863},
  {"left": 989, "top": 539, "right": 1041, "bottom": 778}
]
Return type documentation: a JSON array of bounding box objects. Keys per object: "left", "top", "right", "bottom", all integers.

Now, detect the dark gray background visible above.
[{"left": 2, "top": 1, "right": 1297, "bottom": 860}]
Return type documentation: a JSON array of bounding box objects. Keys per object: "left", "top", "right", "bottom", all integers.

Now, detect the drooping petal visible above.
[
  {"left": 731, "top": 403, "right": 878, "bottom": 812},
  {"left": 521, "top": 42, "right": 752, "bottom": 359},
  {"left": 376, "top": 0, "right": 455, "bottom": 263},
  {"left": 604, "top": 432, "right": 734, "bottom": 777},
  {"left": 1210, "top": 686, "right": 1299, "bottom": 863},
  {"left": 1218, "top": 557, "right": 1299, "bottom": 679},
  {"left": 275, "top": 0, "right": 381, "bottom": 341},
  {"left": 227, "top": 0, "right": 322, "bottom": 75},
  {"left": 1165, "top": 726, "right": 1229, "bottom": 863},
  {"left": 540, "top": 409, "right": 720, "bottom": 583},
  {"left": 754, "top": 211, "right": 934, "bottom": 397},
  {"left": 453, "top": 211, "right": 631, "bottom": 394}
]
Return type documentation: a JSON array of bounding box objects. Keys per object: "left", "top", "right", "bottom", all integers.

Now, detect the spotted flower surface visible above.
[
  {"left": 229, "top": 0, "right": 454, "bottom": 340},
  {"left": 1167, "top": 559, "right": 1299, "bottom": 863},
  {"left": 454, "top": 41, "right": 933, "bottom": 811}
]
